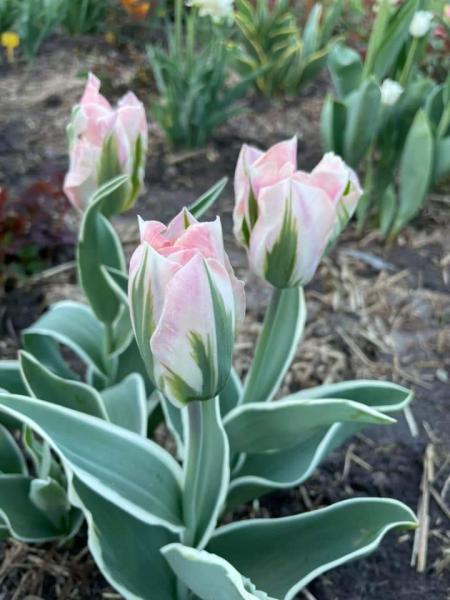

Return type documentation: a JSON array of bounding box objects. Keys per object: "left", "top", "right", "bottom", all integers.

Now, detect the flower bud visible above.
[
  {"left": 380, "top": 79, "right": 404, "bottom": 106},
  {"left": 409, "top": 11, "right": 433, "bottom": 37},
  {"left": 129, "top": 209, "right": 245, "bottom": 407},
  {"left": 186, "top": 0, "right": 234, "bottom": 22},
  {"left": 233, "top": 139, "right": 362, "bottom": 288},
  {"left": 64, "top": 73, "right": 148, "bottom": 215}
]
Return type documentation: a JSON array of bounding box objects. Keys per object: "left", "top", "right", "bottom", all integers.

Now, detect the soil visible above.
[{"left": 0, "top": 34, "right": 449, "bottom": 600}]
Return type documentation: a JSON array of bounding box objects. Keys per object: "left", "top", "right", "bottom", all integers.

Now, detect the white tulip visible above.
[
  {"left": 380, "top": 79, "right": 404, "bottom": 106},
  {"left": 409, "top": 11, "right": 434, "bottom": 37},
  {"left": 187, "top": 0, "right": 234, "bottom": 22}
]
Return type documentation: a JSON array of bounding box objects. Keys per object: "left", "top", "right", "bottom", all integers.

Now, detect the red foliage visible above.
[{"left": 0, "top": 174, "right": 75, "bottom": 280}]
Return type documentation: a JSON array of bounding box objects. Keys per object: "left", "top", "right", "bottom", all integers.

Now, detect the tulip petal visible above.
[
  {"left": 175, "top": 218, "right": 226, "bottom": 263},
  {"left": 151, "top": 254, "right": 234, "bottom": 405},
  {"left": 249, "top": 137, "right": 297, "bottom": 198},
  {"left": 129, "top": 244, "right": 180, "bottom": 383},
  {"left": 249, "top": 178, "right": 335, "bottom": 287},
  {"left": 63, "top": 139, "right": 100, "bottom": 210},
  {"left": 165, "top": 208, "right": 198, "bottom": 242}
]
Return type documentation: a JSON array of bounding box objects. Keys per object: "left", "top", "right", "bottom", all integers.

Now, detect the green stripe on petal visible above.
[
  {"left": 205, "top": 262, "right": 234, "bottom": 396},
  {"left": 264, "top": 200, "right": 298, "bottom": 288},
  {"left": 129, "top": 245, "right": 156, "bottom": 383}
]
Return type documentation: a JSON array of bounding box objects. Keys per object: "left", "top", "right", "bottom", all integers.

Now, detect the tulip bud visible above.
[
  {"left": 380, "top": 79, "right": 404, "bottom": 106},
  {"left": 186, "top": 0, "right": 234, "bottom": 22},
  {"left": 233, "top": 139, "right": 362, "bottom": 288},
  {"left": 64, "top": 73, "right": 148, "bottom": 216},
  {"left": 409, "top": 11, "right": 433, "bottom": 38},
  {"left": 233, "top": 137, "right": 297, "bottom": 247},
  {"left": 129, "top": 209, "right": 245, "bottom": 407}
]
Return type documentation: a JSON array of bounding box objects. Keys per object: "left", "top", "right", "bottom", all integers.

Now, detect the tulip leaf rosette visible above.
[
  {"left": 64, "top": 73, "right": 148, "bottom": 217},
  {"left": 128, "top": 209, "right": 245, "bottom": 407},
  {"left": 233, "top": 137, "right": 362, "bottom": 288}
]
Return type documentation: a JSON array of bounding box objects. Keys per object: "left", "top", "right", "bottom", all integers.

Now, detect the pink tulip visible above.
[
  {"left": 294, "top": 152, "right": 363, "bottom": 239},
  {"left": 64, "top": 73, "right": 148, "bottom": 214},
  {"left": 233, "top": 139, "right": 363, "bottom": 288},
  {"left": 234, "top": 137, "right": 297, "bottom": 245},
  {"left": 129, "top": 209, "right": 245, "bottom": 407}
]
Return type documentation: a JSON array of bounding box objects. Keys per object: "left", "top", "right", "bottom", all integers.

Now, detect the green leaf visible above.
[
  {"left": 0, "top": 475, "right": 81, "bottom": 542},
  {"left": 101, "top": 266, "right": 133, "bottom": 357},
  {"left": 29, "top": 477, "right": 72, "bottom": 530},
  {"left": 433, "top": 136, "right": 450, "bottom": 184},
  {"left": 0, "top": 361, "right": 27, "bottom": 395},
  {"left": 379, "top": 185, "right": 397, "bottom": 238},
  {"left": 392, "top": 110, "right": 434, "bottom": 234},
  {"left": 100, "top": 374, "right": 147, "bottom": 436},
  {"left": 22, "top": 301, "right": 110, "bottom": 383},
  {"left": 219, "top": 368, "right": 243, "bottom": 417},
  {"left": 188, "top": 177, "right": 228, "bottom": 219},
  {"left": 116, "top": 338, "right": 154, "bottom": 396},
  {"left": 302, "top": 4, "right": 322, "bottom": 58},
  {"left": 0, "top": 393, "right": 184, "bottom": 533},
  {"left": 183, "top": 398, "right": 229, "bottom": 548},
  {"left": 224, "top": 398, "right": 394, "bottom": 454},
  {"left": 0, "top": 424, "right": 27, "bottom": 474},
  {"left": 320, "top": 94, "right": 346, "bottom": 155},
  {"left": 293, "top": 379, "right": 413, "bottom": 411},
  {"left": 77, "top": 177, "right": 127, "bottom": 325},
  {"left": 370, "top": 0, "right": 420, "bottom": 80},
  {"left": 71, "top": 477, "right": 177, "bottom": 600},
  {"left": 20, "top": 350, "right": 108, "bottom": 419},
  {"left": 162, "top": 543, "right": 275, "bottom": 600},
  {"left": 343, "top": 78, "right": 381, "bottom": 167},
  {"left": 328, "top": 44, "right": 362, "bottom": 99},
  {"left": 241, "top": 288, "right": 305, "bottom": 405},
  {"left": 227, "top": 380, "right": 412, "bottom": 508},
  {"left": 208, "top": 498, "right": 417, "bottom": 599}
]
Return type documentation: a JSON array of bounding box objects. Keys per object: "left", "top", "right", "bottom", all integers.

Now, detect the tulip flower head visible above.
[
  {"left": 186, "top": 0, "right": 234, "bottom": 22},
  {"left": 380, "top": 79, "right": 404, "bottom": 106},
  {"left": 64, "top": 73, "right": 148, "bottom": 215},
  {"left": 409, "top": 11, "right": 434, "bottom": 38},
  {"left": 129, "top": 209, "right": 245, "bottom": 407},
  {"left": 234, "top": 138, "right": 362, "bottom": 288}
]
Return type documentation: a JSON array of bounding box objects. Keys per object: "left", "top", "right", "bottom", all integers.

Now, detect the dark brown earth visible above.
[{"left": 0, "top": 34, "right": 449, "bottom": 600}]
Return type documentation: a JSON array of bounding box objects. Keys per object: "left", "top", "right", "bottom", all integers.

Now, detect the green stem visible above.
[
  {"left": 356, "top": 148, "right": 376, "bottom": 230},
  {"left": 240, "top": 286, "right": 305, "bottom": 405},
  {"left": 399, "top": 37, "right": 418, "bottom": 87},
  {"left": 182, "top": 400, "right": 202, "bottom": 547}
]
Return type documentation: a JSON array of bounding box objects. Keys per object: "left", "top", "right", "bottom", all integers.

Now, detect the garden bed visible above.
[{"left": 0, "top": 36, "right": 449, "bottom": 599}]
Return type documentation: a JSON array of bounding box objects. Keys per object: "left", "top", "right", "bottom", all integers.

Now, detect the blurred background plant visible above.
[
  {"left": 233, "top": 0, "right": 343, "bottom": 97},
  {"left": 147, "top": 0, "right": 261, "bottom": 148},
  {"left": 0, "top": 176, "right": 75, "bottom": 285},
  {"left": 62, "top": 0, "right": 112, "bottom": 35},
  {"left": 321, "top": 0, "right": 450, "bottom": 239}
]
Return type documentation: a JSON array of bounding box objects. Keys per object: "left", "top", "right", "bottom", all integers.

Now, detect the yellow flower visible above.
[
  {"left": 1, "top": 31, "right": 19, "bottom": 63},
  {"left": 105, "top": 31, "right": 116, "bottom": 44}
]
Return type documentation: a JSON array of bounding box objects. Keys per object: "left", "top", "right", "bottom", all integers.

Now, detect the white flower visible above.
[
  {"left": 380, "top": 79, "right": 404, "bottom": 106},
  {"left": 186, "top": 0, "right": 234, "bottom": 22},
  {"left": 409, "top": 11, "right": 434, "bottom": 37}
]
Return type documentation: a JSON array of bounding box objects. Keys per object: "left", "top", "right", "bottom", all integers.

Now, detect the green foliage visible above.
[
  {"left": 14, "top": 0, "right": 65, "bottom": 60},
  {"left": 0, "top": 170, "right": 417, "bottom": 597},
  {"left": 234, "top": 0, "right": 343, "bottom": 97},
  {"left": 62, "top": 0, "right": 111, "bottom": 35},
  {"left": 321, "top": 0, "right": 450, "bottom": 238},
  {"left": 148, "top": 18, "right": 259, "bottom": 148}
]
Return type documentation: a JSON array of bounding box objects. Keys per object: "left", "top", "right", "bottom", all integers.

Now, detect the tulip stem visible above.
[
  {"left": 399, "top": 37, "right": 419, "bottom": 87},
  {"left": 182, "top": 400, "right": 202, "bottom": 548},
  {"left": 240, "top": 287, "right": 305, "bottom": 405}
]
